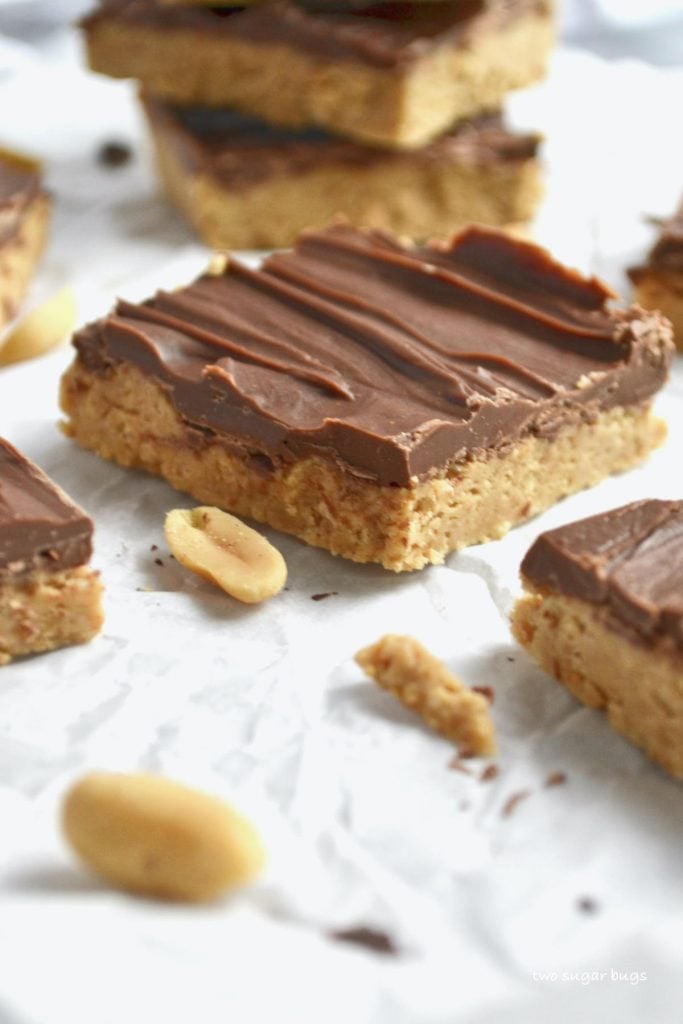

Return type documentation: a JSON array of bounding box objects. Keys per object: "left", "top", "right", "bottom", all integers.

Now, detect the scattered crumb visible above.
[
  {"left": 97, "top": 140, "right": 132, "bottom": 167},
  {"left": 311, "top": 592, "right": 338, "bottom": 601},
  {"left": 154, "top": 558, "right": 163, "bottom": 567},
  {"left": 472, "top": 685, "right": 495, "bottom": 704},
  {"left": 506, "top": 656, "right": 515, "bottom": 663},
  {"left": 150, "top": 544, "right": 158, "bottom": 552},
  {"left": 330, "top": 926, "right": 397, "bottom": 956},
  {"left": 480, "top": 764, "right": 499, "bottom": 783},
  {"left": 576, "top": 896, "right": 599, "bottom": 915},
  {"left": 448, "top": 756, "right": 473, "bottom": 774},
  {"left": 501, "top": 789, "right": 531, "bottom": 818},
  {"left": 355, "top": 635, "right": 495, "bottom": 756},
  {"left": 545, "top": 771, "right": 567, "bottom": 788}
]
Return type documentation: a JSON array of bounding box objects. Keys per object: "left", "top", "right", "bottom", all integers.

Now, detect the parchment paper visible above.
[{"left": 0, "top": 33, "right": 681, "bottom": 1024}]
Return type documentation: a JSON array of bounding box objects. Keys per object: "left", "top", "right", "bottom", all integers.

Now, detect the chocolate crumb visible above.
[
  {"left": 458, "top": 748, "right": 477, "bottom": 760},
  {"left": 330, "top": 926, "right": 397, "bottom": 956},
  {"left": 506, "top": 656, "right": 515, "bottom": 663},
  {"left": 480, "top": 764, "right": 499, "bottom": 783},
  {"left": 150, "top": 544, "right": 158, "bottom": 552},
  {"left": 501, "top": 789, "right": 531, "bottom": 818},
  {"left": 545, "top": 771, "right": 567, "bottom": 788},
  {"left": 312, "top": 592, "right": 338, "bottom": 601},
  {"left": 472, "top": 685, "right": 495, "bottom": 704},
  {"left": 448, "top": 756, "right": 473, "bottom": 774},
  {"left": 97, "top": 140, "right": 132, "bottom": 167},
  {"left": 577, "top": 896, "right": 599, "bottom": 915},
  {"left": 154, "top": 557, "right": 163, "bottom": 567}
]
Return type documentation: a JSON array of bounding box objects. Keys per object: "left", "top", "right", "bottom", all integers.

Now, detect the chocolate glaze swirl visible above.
[{"left": 73, "top": 224, "right": 673, "bottom": 487}]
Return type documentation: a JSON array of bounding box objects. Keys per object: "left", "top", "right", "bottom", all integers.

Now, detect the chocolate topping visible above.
[
  {"left": 521, "top": 500, "right": 683, "bottom": 651},
  {"left": 0, "top": 439, "right": 93, "bottom": 578},
  {"left": 0, "top": 151, "right": 41, "bottom": 247},
  {"left": 86, "top": 0, "right": 547, "bottom": 70},
  {"left": 72, "top": 224, "right": 673, "bottom": 488},
  {"left": 143, "top": 93, "right": 540, "bottom": 190}
]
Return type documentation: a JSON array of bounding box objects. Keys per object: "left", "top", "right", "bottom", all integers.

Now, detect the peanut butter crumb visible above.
[{"left": 355, "top": 634, "right": 495, "bottom": 756}]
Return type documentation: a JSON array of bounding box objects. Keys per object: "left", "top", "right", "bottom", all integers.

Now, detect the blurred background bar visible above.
[{"left": 0, "top": 1, "right": 682, "bottom": 67}]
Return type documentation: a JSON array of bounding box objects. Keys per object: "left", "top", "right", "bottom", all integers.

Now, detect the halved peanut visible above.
[
  {"left": 0, "top": 287, "right": 77, "bottom": 368},
  {"left": 164, "top": 506, "right": 287, "bottom": 604},
  {"left": 62, "top": 772, "right": 264, "bottom": 903}
]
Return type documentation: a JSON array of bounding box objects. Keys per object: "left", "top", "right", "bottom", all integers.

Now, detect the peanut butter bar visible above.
[
  {"left": 83, "top": 0, "right": 554, "bottom": 149},
  {"left": 142, "top": 94, "right": 542, "bottom": 249},
  {"left": 0, "top": 440, "right": 103, "bottom": 663},
  {"left": 512, "top": 501, "right": 683, "bottom": 778},
  {"left": 629, "top": 199, "right": 683, "bottom": 349},
  {"left": 60, "top": 224, "right": 673, "bottom": 572},
  {"left": 0, "top": 150, "right": 50, "bottom": 330}
]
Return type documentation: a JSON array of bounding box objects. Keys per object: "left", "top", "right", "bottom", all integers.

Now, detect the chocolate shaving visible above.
[
  {"left": 154, "top": 557, "right": 163, "bottom": 566},
  {"left": 329, "top": 926, "right": 397, "bottom": 956},
  {"left": 501, "top": 789, "right": 531, "bottom": 818},
  {"left": 480, "top": 764, "right": 499, "bottom": 783},
  {"left": 311, "top": 592, "right": 338, "bottom": 601},
  {"left": 545, "top": 771, "right": 567, "bottom": 788},
  {"left": 97, "top": 141, "right": 132, "bottom": 168}
]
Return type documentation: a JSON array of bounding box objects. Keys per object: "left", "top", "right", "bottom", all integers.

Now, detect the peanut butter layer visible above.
[
  {"left": 83, "top": 0, "right": 554, "bottom": 148},
  {"left": 520, "top": 500, "right": 683, "bottom": 652},
  {"left": 0, "top": 438, "right": 93, "bottom": 580},
  {"left": 69, "top": 224, "right": 673, "bottom": 489}
]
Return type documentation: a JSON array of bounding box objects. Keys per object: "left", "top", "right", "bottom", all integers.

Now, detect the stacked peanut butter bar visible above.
[{"left": 81, "top": 0, "right": 554, "bottom": 248}]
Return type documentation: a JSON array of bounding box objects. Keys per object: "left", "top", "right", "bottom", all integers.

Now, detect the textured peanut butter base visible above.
[
  {"left": 511, "top": 588, "right": 683, "bottom": 779},
  {"left": 60, "top": 359, "right": 666, "bottom": 572},
  {"left": 86, "top": 9, "right": 554, "bottom": 148},
  {"left": 0, "top": 565, "right": 104, "bottom": 665},
  {"left": 633, "top": 271, "right": 683, "bottom": 350},
  {"left": 148, "top": 114, "right": 542, "bottom": 249},
  {"left": 0, "top": 194, "right": 50, "bottom": 329}
]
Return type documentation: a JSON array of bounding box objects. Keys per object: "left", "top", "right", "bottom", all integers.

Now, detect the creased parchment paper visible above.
[{"left": 0, "top": 32, "right": 681, "bottom": 1024}]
